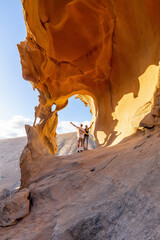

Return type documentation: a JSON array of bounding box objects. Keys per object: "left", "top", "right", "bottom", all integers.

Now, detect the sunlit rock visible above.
[
  {"left": 18, "top": 0, "right": 160, "bottom": 154},
  {"left": 20, "top": 125, "right": 53, "bottom": 188}
]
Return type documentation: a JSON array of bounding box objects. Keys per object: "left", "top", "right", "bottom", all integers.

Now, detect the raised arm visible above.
[
  {"left": 89, "top": 122, "right": 94, "bottom": 129},
  {"left": 70, "top": 121, "right": 78, "bottom": 128}
]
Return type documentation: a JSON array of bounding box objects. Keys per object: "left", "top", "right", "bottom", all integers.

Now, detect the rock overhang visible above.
[{"left": 18, "top": 0, "right": 160, "bottom": 155}]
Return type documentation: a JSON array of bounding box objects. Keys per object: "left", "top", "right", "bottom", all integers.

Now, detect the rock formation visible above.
[
  {"left": 1, "top": 1, "right": 160, "bottom": 238},
  {"left": 0, "top": 188, "right": 30, "bottom": 227},
  {"left": 0, "top": 132, "right": 96, "bottom": 194},
  {"left": 18, "top": 0, "right": 160, "bottom": 156},
  {"left": 0, "top": 131, "right": 160, "bottom": 239}
]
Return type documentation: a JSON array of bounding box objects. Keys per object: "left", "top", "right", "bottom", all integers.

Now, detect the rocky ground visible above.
[
  {"left": 0, "top": 133, "right": 96, "bottom": 193},
  {"left": 0, "top": 129, "right": 160, "bottom": 239}
]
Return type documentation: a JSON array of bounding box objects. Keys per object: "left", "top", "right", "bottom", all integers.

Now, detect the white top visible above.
[{"left": 76, "top": 127, "right": 84, "bottom": 139}]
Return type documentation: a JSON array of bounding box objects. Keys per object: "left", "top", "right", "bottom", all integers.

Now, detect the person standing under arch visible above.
[
  {"left": 84, "top": 122, "right": 94, "bottom": 150},
  {"left": 70, "top": 122, "right": 85, "bottom": 152}
]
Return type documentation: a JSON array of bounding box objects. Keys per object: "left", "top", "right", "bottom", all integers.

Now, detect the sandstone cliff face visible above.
[{"left": 18, "top": 0, "right": 160, "bottom": 155}]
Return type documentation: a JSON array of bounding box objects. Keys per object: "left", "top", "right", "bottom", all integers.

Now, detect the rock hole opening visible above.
[
  {"left": 56, "top": 95, "right": 96, "bottom": 156},
  {"left": 35, "top": 117, "right": 41, "bottom": 125},
  {"left": 51, "top": 104, "right": 56, "bottom": 112}
]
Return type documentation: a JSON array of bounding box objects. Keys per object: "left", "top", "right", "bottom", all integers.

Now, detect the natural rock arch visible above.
[{"left": 18, "top": 0, "right": 160, "bottom": 157}]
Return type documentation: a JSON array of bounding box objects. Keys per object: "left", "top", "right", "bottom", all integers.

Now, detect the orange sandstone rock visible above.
[{"left": 18, "top": 0, "right": 160, "bottom": 154}]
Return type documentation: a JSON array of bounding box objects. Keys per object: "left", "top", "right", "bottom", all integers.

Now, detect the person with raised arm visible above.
[
  {"left": 84, "top": 122, "right": 94, "bottom": 150},
  {"left": 70, "top": 122, "right": 85, "bottom": 152}
]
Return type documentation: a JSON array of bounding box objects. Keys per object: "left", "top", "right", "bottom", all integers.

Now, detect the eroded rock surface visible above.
[
  {"left": 0, "top": 188, "right": 30, "bottom": 227},
  {"left": 0, "top": 131, "right": 160, "bottom": 239},
  {"left": 18, "top": 0, "right": 160, "bottom": 155},
  {"left": 20, "top": 125, "right": 53, "bottom": 188},
  {"left": 0, "top": 133, "right": 96, "bottom": 193}
]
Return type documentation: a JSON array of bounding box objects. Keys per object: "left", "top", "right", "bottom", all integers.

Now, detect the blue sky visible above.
[{"left": 0, "top": 0, "right": 92, "bottom": 139}]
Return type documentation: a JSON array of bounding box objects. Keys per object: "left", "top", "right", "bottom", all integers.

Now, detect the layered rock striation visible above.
[{"left": 18, "top": 0, "right": 160, "bottom": 156}]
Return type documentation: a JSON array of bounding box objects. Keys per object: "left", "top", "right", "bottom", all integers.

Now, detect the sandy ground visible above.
[{"left": 0, "top": 132, "right": 96, "bottom": 193}]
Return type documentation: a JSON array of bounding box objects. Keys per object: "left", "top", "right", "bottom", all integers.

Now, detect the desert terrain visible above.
[{"left": 0, "top": 132, "right": 96, "bottom": 193}]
